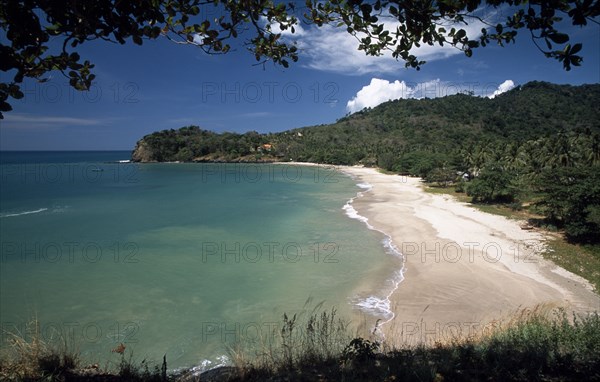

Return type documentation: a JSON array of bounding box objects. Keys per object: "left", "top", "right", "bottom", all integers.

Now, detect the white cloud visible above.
[
  {"left": 285, "top": 18, "right": 489, "bottom": 75},
  {"left": 1, "top": 113, "right": 102, "bottom": 129},
  {"left": 347, "top": 78, "right": 519, "bottom": 113},
  {"left": 265, "top": 18, "right": 306, "bottom": 36},
  {"left": 347, "top": 78, "right": 450, "bottom": 113},
  {"left": 347, "top": 79, "right": 410, "bottom": 112},
  {"left": 488, "top": 80, "right": 515, "bottom": 98},
  {"left": 298, "top": 25, "right": 398, "bottom": 75}
]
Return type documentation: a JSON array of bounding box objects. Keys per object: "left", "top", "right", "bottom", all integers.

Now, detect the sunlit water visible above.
[{"left": 0, "top": 152, "right": 402, "bottom": 371}]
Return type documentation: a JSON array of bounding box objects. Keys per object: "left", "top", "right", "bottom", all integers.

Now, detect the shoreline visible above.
[
  {"left": 341, "top": 181, "right": 406, "bottom": 329},
  {"left": 337, "top": 166, "right": 599, "bottom": 345}
]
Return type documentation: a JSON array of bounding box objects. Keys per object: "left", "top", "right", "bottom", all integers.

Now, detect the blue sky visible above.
[{"left": 1, "top": 8, "right": 599, "bottom": 151}]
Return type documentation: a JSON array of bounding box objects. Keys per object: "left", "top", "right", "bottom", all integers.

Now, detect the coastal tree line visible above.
[{"left": 132, "top": 81, "right": 600, "bottom": 242}]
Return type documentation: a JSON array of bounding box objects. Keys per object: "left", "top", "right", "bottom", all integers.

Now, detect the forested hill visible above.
[
  {"left": 132, "top": 81, "right": 600, "bottom": 242},
  {"left": 272, "top": 81, "right": 600, "bottom": 168},
  {"left": 132, "top": 81, "right": 600, "bottom": 169}
]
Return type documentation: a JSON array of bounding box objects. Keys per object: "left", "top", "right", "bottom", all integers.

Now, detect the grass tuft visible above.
[
  {"left": 224, "top": 306, "right": 600, "bottom": 382},
  {"left": 1, "top": 307, "right": 599, "bottom": 381},
  {"left": 227, "top": 301, "right": 359, "bottom": 377},
  {"left": 0, "top": 318, "right": 167, "bottom": 381},
  {"left": 0, "top": 318, "right": 80, "bottom": 381}
]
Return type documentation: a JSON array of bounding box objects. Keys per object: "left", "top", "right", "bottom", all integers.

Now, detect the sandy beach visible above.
[{"left": 333, "top": 166, "right": 600, "bottom": 345}]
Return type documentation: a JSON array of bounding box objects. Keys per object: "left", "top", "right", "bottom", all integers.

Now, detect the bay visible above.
[{"left": 0, "top": 152, "right": 401, "bottom": 370}]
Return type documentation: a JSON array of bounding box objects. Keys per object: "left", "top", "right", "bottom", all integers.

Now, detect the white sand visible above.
[{"left": 338, "top": 166, "right": 600, "bottom": 345}]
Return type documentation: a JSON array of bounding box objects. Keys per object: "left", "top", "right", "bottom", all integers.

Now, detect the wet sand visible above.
[{"left": 339, "top": 166, "right": 600, "bottom": 345}]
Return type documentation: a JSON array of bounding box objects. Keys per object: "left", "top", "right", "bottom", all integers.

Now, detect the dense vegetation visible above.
[
  {"left": 225, "top": 308, "right": 600, "bottom": 382},
  {"left": 132, "top": 81, "right": 600, "bottom": 243},
  {"left": 2, "top": 307, "right": 599, "bottom": 381},
  {"left": 132, "top": 127, "right": 273, "bottom": 162}
]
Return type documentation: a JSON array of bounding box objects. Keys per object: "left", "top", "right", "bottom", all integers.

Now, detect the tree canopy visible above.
[
  {"left": 132, "top": 81, "right": 600, "bottom": 242},
  {"left": 307, "top": 0, "right": 599, "bottom": 70},
  {"left": 1, "top": 0, "right": 599, "bottom": 117}
]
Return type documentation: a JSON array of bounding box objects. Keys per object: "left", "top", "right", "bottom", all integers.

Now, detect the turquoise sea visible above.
[{"left": 0, "top": 151, "right": 402, "bottom": 371}]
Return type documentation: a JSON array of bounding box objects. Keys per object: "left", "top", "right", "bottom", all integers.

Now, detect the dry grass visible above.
[
  {"left": 226, "top": 300, "right": 372, "bottom": 375},
  {"left": 227, "top": 304, "right": 600, "bottom": 381},
  {"left": 380, "top": 302, "right": 562, "bottom": 351},
  {"left": 0, "top": 318, "right": 79, "bottom": 381},
  {"left": 0, "top": 317, "right": 166, "bottom": 381},
  {"left": 2, "top": 304, "right": 598, "bottom": 381}
]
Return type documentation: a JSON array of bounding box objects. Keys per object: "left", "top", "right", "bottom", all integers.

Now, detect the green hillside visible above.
[
  {"left": 132, "top": 81, "right": 600, "bottom": 168},
  {"left": 271, "top": 81, "right": 600, "bottom": 168},
  {"left": 132, "top": 81, "right": 600, "bottom": 242}
]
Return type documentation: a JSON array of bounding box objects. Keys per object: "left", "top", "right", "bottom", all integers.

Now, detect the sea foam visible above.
[
  {"left": 0, "top": 208, "right": 48, "bottom": 218},
  {"left": 343, "top": 181, "right": 406, "bottom": 334},
  {"left": 185, "top": 355, "right": 230, "bottom": 376}
]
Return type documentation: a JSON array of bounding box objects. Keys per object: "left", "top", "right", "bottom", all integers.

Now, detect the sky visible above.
[{"left": 1, "top": 5, "right": 599, "bottom": 151}]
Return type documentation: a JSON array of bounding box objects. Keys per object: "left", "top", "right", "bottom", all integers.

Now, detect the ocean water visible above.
[{"left": 0, "top": 152, "right": 402, "bottom": 371}]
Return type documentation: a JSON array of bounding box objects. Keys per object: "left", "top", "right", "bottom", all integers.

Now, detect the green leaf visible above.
[
  {"left": 360, "top": 4, "right": 372, "bottom": 15},
  {"left": 548, "top": 33, "right": 569, "bottom": 44},
  {"left": 0, "top": 101, "right": 13, "bottom": 113}
]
